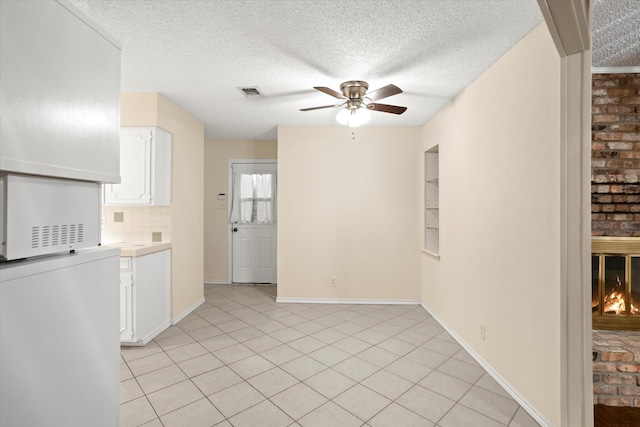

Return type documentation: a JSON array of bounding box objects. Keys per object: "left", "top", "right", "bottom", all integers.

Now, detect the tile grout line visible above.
[{"left": 120, "top": 285, "right": 537, "bottom": 427}]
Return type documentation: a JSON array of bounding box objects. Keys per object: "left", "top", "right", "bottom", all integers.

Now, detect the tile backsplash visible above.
[{"left": 102, "top": 206, "right": 171, "bottom": 243}]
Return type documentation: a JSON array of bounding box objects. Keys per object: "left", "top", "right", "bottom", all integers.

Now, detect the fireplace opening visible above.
[{"left": 592, "top": 238, "right": 640, "bottom": 331}]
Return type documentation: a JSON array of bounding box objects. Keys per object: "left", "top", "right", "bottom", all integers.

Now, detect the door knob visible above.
[{"left": 233, "top": 227, "right": 238, "bottom": 232}]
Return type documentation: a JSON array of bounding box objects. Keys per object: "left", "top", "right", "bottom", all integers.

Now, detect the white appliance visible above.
[
  {"left": 0, "top": 1, "right": 122, "bottom": 425},
  {"left": 0, "top": 173, "right": 102, "bottom": 261},
  {"left": 0, "top": 0, "right": 121, "bottom": 183},
  {"left": 0, "top": 247, "right": 120, "bottom": 426}
]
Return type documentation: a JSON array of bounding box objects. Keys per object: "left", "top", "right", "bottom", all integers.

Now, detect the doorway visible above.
[{"left": 228, "top": 160, "right": 277, "bottom": 284}]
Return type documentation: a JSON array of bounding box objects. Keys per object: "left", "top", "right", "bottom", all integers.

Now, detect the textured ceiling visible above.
[
  {"left": 592, "top": 0, "right": 640, "bottom": 68},
  {"left": 67, "top": 0, "right": 637, "bottom": 140}
]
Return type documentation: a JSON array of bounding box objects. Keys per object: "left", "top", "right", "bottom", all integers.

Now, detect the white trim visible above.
[
  {"left": 204, "top": 280, "right": 229, "bottom": 285},
  {"left": 536, "top": 0, "right": 590, "bottom": 57},
  {"left": 421, "top": 302, "right": 554, "bottom": 427},
  {"left": 560, "top": 50, "right": 594, "bottom": 426},
  {"left": 276, "top": 297, "right": 420, "bottom": 305},
  {"left": 592, "top": 66, "right": 640, "bottom": 74},
  {"left": 171, "top": 297, "right": 205, "bottom": 325},
  {"left": 121, "top": 321, "right": 171, "bottom": 347}
]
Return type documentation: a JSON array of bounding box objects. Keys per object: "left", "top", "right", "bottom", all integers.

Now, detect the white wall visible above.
[
  {"left": 278, "top": 126, "right": 422, "bottom": 301},
  {"left": 420, "top": 23, "right": 562, "bottom": 425}
]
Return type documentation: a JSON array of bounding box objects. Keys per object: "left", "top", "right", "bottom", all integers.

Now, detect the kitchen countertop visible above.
[{"left": 102, "top": 241, "right": 171, "bottom": 257}]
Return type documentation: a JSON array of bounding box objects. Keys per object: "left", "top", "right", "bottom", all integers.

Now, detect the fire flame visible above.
[
  {"left": 602, "top": 276, "right": 640, "bottom": 315},
  {"left": 604, "top": 290, "right": 625, "bottom": 314}
]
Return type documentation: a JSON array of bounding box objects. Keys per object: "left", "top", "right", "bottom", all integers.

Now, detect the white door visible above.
[{"left": 230, "top": 163, "right": 277, "bottom": 284}]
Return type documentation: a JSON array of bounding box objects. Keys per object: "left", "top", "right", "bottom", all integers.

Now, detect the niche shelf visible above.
[{"left": 424, "top": 147, "right": 439, "bottom": 256}]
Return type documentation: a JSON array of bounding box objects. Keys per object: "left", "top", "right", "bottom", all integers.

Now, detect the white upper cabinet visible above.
[
  {"left": 0, "top": 1, "right": 121, "bottom": 183},
  {"left": 105, "top": 127, "right": 172, "bottom": 206}
]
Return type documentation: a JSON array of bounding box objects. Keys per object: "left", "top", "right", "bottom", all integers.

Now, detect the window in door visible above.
[{"left": 238, "top": 173, "right": 274, "bottom": 224}]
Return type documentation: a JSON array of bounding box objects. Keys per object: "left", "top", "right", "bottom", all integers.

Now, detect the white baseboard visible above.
[
  {"left": 171, "top": 297, "right": 205, "bottom": 325},
  {"left": 421, "top": 303, "right": 553, "bottom": 427},
  {"left": 138, "top": 321, "right": 171, "bottom": 346},
  {"left": 204, "top": 280, "right": 229, "bottom": 285},
  {"left": 276, "top": 297, "right": 420, "bottom": 305},
  {"left": 120, "top": 320, "right": 171, "bottom": 347}
]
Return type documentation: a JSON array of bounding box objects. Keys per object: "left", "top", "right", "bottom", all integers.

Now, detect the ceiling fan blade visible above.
[
  {"left": 368, "top": 103, "right": 407, "bottom": 114},
  {"left": 314, "top": 86, "right": 346, "bottom": 100},
  {"left": 299, "top": 104, "right": 340, "bottom": 112},
  {"left": 366, "top": 84, "right": 402, "bottom": 102}
]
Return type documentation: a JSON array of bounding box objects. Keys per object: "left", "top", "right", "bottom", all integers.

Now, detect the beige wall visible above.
[
  {"left": 420, "top": 23, "right": 561, "bottom": 425},
  {"left": 203, "top": 140, "right": 277, "bottom": 282},
  {"left": 277, "top": 126, "right": 422, "bottom": 301},
  {"left": 121, "top": 93, "right": 205, "bottom": 320}
]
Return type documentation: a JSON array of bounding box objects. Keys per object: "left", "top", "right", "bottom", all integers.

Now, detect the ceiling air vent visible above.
[{"left": 238, "top": 87, "right": 261, "bottom": 97}]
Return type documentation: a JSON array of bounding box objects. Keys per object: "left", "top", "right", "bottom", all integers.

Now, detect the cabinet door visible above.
[
  {"left": 120, "top": 270, "right": 134, "bottom": 342},
  {"left": 105, "top": 129, "right": 152, "bottom": 205},
  {"left": 103, "top": 127, "right": 171, "bottom": 206},
  {"left": 0, "top": 1, "right": 121, "bottom": 183}
]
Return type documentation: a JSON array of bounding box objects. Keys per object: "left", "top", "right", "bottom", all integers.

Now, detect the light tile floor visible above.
[{"left": 120, "top": 285, "right": 541, "bottom": 427}]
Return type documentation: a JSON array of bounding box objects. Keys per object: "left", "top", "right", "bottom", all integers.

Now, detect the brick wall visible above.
[
  {"left": 593, "top": 331, "right": 640, "bottom": 406},
  {"left": 592, "top": 73, "right": 640, "bottom": 237}
]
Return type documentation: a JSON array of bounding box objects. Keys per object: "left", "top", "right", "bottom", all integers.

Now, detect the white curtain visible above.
[{"left": 230, "top": 164, "right": 277, "bottom": 225}]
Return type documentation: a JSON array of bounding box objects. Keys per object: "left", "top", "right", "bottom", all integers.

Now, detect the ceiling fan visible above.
[{"left": 300, "top": 81, "right": 407, "bottom": 127}]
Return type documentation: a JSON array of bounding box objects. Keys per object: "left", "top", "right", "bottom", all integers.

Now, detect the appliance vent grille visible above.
[
  {"left": 52, "top": 225, "right": 59, "bottom": 246},
  {"left": 238, "top": 87, "right": 261, "bottom": 97},
  {"left": 30, "top": 224, "right": 85, "bottom": 249},
  {"left": 42, "top": 226, "right": 50, "bottom": 247}
]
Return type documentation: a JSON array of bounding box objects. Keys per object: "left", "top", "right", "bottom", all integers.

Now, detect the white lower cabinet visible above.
[
  {"left": 120, "top": 260, "right": 134, "bottom": 342},
  {"left": 120, "top": 249, "right": 171, "bottom": 345}
]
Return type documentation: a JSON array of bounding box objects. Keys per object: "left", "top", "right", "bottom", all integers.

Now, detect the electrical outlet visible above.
[
  {"left": 330, "top": 277, "right": 337, "bottom": 287},
  {"left": 480, "top": 322, "right": 486, "bottom": 340}
]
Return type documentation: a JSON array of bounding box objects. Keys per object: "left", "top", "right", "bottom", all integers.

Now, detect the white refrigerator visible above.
[
  {"left": 0, "top": 1, "right": 123, "bottom": 425},
  {"left": 0, "top": 247, "right": 121, "bottom": 426}
]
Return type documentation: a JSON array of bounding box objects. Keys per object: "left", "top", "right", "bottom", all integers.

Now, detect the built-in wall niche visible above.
[{"left": 424, "top": 146, "right": 439, "bottom": 256}]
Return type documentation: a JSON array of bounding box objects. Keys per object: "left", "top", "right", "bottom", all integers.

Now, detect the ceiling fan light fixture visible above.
[
  {"left": 303, "top": 80, "right": 405, "bottom": 126},
  {"left": 336, "top": 108, "right": 351, "bottom": 125},
  {"left": 336, "top": 105, "right": 370, "bottom": 128},
  {"left": 350, "top": 107, "right": 371, "bottom": 128}
]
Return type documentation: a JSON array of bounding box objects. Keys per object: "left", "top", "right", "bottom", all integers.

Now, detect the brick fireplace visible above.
[
  {"left": 592, "top": 72, "right": 640, "bottom": 407},
  {"left": 593, "top": 330, "right": 640, "bottom": 407},
  {"left": 592, "top": 237, "right": 640, "bottom": 331},
  {"left": 591, "top": 73, "right": 640, "bottom": 237}
]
